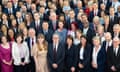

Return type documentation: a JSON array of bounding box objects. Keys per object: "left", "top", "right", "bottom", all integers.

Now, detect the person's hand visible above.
[
  {"left": 52, "top": 63, "right": 58, "bottom": 69},
  {"left": 111, "top": 66, "right": 117, "bottom": 71},
  {"left": 20, "top": 62, "right": 25, "bottom": 66},
  {"left": 2, "top": 59, "right": 10, "bottom": 65},
  {"left": 71, "top": 66, "right": 75, "bottom": 72},
  {"left": 7, "top": 60, "right": 13, "bottom": 66},
  {"left": 78, "top": 63, "right": 84, "bottom": 69},
  {"left": 92, "top": 62, "right": 97, "bottom": 69}
]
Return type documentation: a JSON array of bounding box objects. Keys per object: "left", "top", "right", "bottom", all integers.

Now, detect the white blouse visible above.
[
  {"left": 80, "top": 47, "right": 84, "bottom": 60},
  {"left": 92, "top": 45, "right": 101, "bottom": 64},
  {"left": 12, "top": 41, "right": 30, "bottom": 65}
]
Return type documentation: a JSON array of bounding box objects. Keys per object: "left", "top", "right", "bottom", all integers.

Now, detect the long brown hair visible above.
[{"left": 36, "top": 34, "right": 48, "bottom": 51}]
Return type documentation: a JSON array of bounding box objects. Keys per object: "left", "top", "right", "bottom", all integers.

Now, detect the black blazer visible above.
[
  {"left": 107, "top": 45, "right": 120, "bottom": 72},
  {"left": 82, "top": 27, "right": 96, "bottom": 44},
  {"left": 89, "top": 10, "right": 101, "bottom": 22},
  {"left": 109, "top": 15, "right": 119, "bottom": 33},
  {"left": 48, "top": 20, "right": 58, "bottom": 31},
  {"left": 78, "top": 44, "right": 92, "bottom": 68},
  {"left": 64, "top": 44, "right": 78, "bottom": 72},
  {"left": 47, "top": 43, "right": 65, "bottom": 72},
  {"left": 39, "top": 29, "right": 54, "bottom": 43},
  {"left": 91, "top": 45, "right": 106, "bottom": 72},
  {"left": 30, "top": 20, "right": 43, "bottom": 34}
]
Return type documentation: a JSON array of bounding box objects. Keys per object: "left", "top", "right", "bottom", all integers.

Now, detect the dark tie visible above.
[
  {"left": 32, "top": 38, "right": 34, "bottom": 46},
  {"left": 53, "top": 45, "right": 57, "bottom": 62},
  {"left": 36, "top": 21, "right": 39, "bottom": 30}
]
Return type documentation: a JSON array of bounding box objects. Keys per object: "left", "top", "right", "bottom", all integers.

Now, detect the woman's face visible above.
[
  {"left": 93, "top": 39, "right": 100, "bottom": 46},
  {"left": 1, "top": 36, "right": 7, "bottom": 44},
  {"left": 80, "top": 37, "right": 87, "bottom": 45},
  {"left": 1, "top": 25, "right": 7, "bottom": 32},
  {"left": 76, "top": 31, "right": 82, "bottom": 38},
  {"left": 38, "top": 37, "right": 44, "bottom": 44},
  {"left": 58, "top": 22, "right": 64, "bottom": 29},
  {"left": 71, "top": 24, "right": 76, "bottom": 30},
  {"left": 25, "top": 14, "right": 30, "bottom": 20},
  {"left": 67, "top": 38, "right": 72, "bottom": 45},
  {"left": 2, "top": 14, "right": 7, "bottom": 20},
  {"left": 8, "top": 29, "right": 14, "bottom": 36},
  {"left": 23, "top": 28, "right": 28, "bottom": 36},
  {"left": 16, "top": 36, "right": 22, "bottom": 43}
]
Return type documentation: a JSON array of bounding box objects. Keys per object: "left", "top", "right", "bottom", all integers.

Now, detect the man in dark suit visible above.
[
  {"left": 13, "top": 0, "right": 20, "bottom": 13},
  {"left": 89, "top": 2, "right": 101, "bottom": 22},
  {"left": 4, "top": 1, "right": 15, "bottom": 15},
  {"left": 109, "top": 7, "right": 119, "bottom": 33},
  {"left": 47, "top": 33, "right": 65, "bottom": 72},
  {"left": 102, "top": 32, "right": 112, "bottom": 52},
  {"left": 107, "top": 37, "right": 120, "bottom": 72},
  {"left": 49, "top": 11, "right": 58, "bottom": 31},
  {"left": 30, "top": 12, "right": 43, "bottom": 35},
  {"left": 39, "top": 21, "right": 53, "bottom": 43},
  {"left": 112, "top": 24, "right": 120, "bottom": 38},
  {"left": 16, "top": 11, "right": 24, "bottom": 24},
  {"left": 26, "top": 28, "right": 36, "bottom": 72},
  {"left": 81, "top": 18, "right": 95, "bottom": 44}
]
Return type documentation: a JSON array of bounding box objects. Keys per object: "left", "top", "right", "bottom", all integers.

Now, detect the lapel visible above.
[{"left": 117, "top": 47, "right": 120, "bottom": 57}]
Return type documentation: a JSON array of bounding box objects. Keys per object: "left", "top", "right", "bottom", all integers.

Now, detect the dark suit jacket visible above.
[
  {"left": 77, "top": 43, "right": 92, "bottom": 72},
  {"left": 109, "top": 15, "right": 119, "bottom": 33},
  {"left": 30, "top": 20, "right": 43, "bottom": 35},
  {"left": 89, "top": 10, "right": 101, "bottom": 22},
  {"left": 82, "top": 27, "right": 96, "bottom": 44},
  {"left": 64, "top": 44, "right": 78, "bottom": 72},
  {"left": 48, "top": 20, "right": 58, "bottom": 31},
  {"left": 3, "top": 8, "right": 15, "bottom": 15},
  {"left": 39, "top": 29, "right": 53, "bottom": 43},
  {"left": 47, "top": 43, "right": 65, "bottom": 72},
  {"left": 107, "top": 45, "right": 120, "bottom": 72},
  {"left": 92, "top": 46, "right": 106, "bottom": 72},
  {"left": 103, "top": 24, "right": 112, "bottom": 33}
]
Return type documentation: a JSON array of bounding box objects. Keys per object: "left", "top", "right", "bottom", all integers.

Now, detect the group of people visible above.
[{"left": 0, "top": 0, "right": 120, "bottom": 72}]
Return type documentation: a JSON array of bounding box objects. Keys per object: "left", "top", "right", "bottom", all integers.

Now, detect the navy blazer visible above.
[
  {"left": 39, "top": 29, "right": 54, "bottom": 43},
  {"left": 77, "top": 43, "right": 92, "bottom": 72},
  {"left": 48, "top": 20, "right": 58, "bottom": 31},
  {"left": 107, "top": 45, "right": 120, "bottom": 71},
  {"left": 47, "top": 43, "right": 65, "bottom": 72},
  {"left": 82, "top": 27, "right": 96, "bottom": 44},
  {"left": 64, "top": 44, "right": 78, "bottom": 71},
  {"left": 89, "top": 10, "right": 101, "bottom": 22},
  {"left": 30, "top": 20, "right": 43, "bottom": 34},
  {"left": 92, "top": 46, "right": 106, "bottom": 72}
]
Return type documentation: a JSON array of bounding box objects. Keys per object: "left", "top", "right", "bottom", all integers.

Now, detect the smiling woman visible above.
[{"left": 0, "top": 35, "right": 13, "bottom": 72}]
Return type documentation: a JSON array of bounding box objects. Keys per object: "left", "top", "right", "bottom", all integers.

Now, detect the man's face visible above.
[{"left": 34, "top": 13, "right": 40, "bottom": 20}]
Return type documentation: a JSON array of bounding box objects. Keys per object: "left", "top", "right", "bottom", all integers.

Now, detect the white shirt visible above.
[
  {"left": 12, "top": 42, "right": 29, "bottom": 65},
  {"left": 53, "top": 43, "right": 59, "bottom": 51},
  {"left": 114, "top": 47, "right": 119, "bottom": 56},
  {"left": 80, "top": 47, "right": 84, "bottom": 60},
  {"left": 92, "top": 45, "right": 101, "bottom": 65},
  {"left": 83, "top": 27, "right": 89, "bottom": 36},
  {"left": 74, "top": 38, "right": 80, "bottom": 45},
  {"left": 106, "top": 40, "right": 112, "bottom": 51}
]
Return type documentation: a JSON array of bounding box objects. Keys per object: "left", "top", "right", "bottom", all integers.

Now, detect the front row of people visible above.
[{"left": 0, "top": 32, "right": 120, "bottom": 72}]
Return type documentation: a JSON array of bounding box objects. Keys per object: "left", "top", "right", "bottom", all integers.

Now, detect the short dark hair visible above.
[
  {"left": 15, "top": 33, "right": 24, "bottom": 43},
  {"left": 67, "top": 35, "right": 73, "bottom": 42}
]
